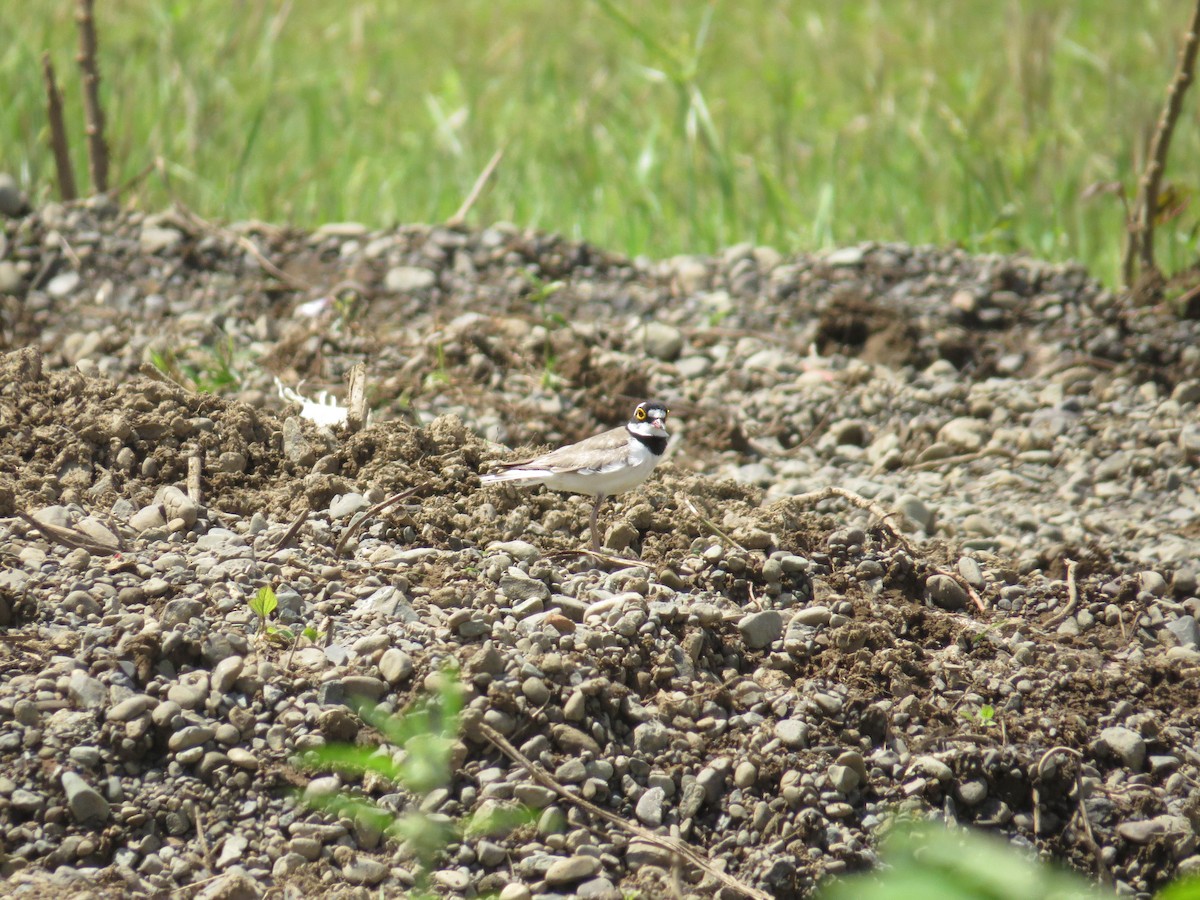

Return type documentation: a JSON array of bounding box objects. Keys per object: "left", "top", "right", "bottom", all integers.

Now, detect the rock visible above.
[
  {"left": 130, "top": 504, "right": 167, "bottom": 532},
  {"left": 0, "top": 173, "right": 28, "bottom": 217},
  {"left": 738, "top": 610, "right": 783, "bottom": 649},
  {"left": 896, "top": 494, "right": 935, "bottom": 531},
  {"left": 1165, "top": 615, "right": 1199, "bottom": 650},
  {"left": 342, "top": 855, "right": 388, "bottom": 885},
  {"left": 544, "top": 855, "right": 600, "bottom": 886},
  {"left": 774, "top": 719, "right": 809, "bottom": 749},
  {"left": 140, "top": 225, "right": 184, "bottom": 254},
  {"left": 925, "top": 574, "right": 969, "bottom": 611},
  {"left": 379, "top": 648, "right": 414, "bottom": 684},
  {"left": 640, "top": 322, "right": 684, "bottom": 361},
  {"left": 828, "top": 764, "right": 861, "bottom": 793},
  {"left": 1095, "top": 726, "right": 1146, "bottom": 771},
  {"left": 937, "top": 416, "right": 988, "bottom": 452},
  {"left": 385, "top": 266, "right": 437, "bottom": 293},
  {"left": 791, "top": 605, "right": 831, "bottom": 627},
  {"left": 635, "top": 786, "right": 665, "bottom": 826},
  {"left": 159, "top": 486, "right": 200, "bottom": 528},
  {"left": 67, "top": 669, "right": 106, "bottom": 709},
  {"left": 61, "top": 771, "right": 109, "bottom": 823}
]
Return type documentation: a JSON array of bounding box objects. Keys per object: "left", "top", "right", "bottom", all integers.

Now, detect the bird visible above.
[{"left": 480, "top": 400, "right": 671, "bottom": 550}]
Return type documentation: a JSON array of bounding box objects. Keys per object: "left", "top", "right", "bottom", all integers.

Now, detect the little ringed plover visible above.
[{"left": 481, "top": 400, "right": 671, "bottom": 550}]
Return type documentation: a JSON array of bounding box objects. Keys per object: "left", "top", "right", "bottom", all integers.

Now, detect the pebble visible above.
[
  {"left": 925, "top": 574, "right": 969, "bottom": 611},
  {"left": 61, "top": 772, "right": 109, "bottom": 823},
  {"left": 738, "top": 610, "right": 783, "bottom": 649},
  {"left": 1095, "top": 726, "right": 1146, "bottom": 771},
  {"left": 385, "top": 265, "right": 437, "bottom": 292},
  {"left": 544, "top": 855, "right": 600, "bottom": 886}
]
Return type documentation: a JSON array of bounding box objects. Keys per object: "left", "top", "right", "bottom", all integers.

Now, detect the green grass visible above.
[{"left": 5, "top": 1, "right": 1200, "bottom": 284}]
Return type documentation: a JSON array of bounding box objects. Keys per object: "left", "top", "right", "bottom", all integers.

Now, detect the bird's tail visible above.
[{"left": 480, "top": 468, "right": 551, "bottom": 485}]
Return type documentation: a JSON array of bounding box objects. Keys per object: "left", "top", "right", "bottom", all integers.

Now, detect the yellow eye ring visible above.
[{"left": 636, "top": 407, "right": 647, "bottom": 420}]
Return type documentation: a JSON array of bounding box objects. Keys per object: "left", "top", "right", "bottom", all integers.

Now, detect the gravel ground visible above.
[{"left": 3, "top": 197, "right": 1200, "bottom": 899}]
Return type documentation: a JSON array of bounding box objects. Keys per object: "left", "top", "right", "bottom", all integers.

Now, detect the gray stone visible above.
[
  {"left": 67, "top": 669, "right": 106, "bottom": 709},
  {"left": 161, "top": 598, "right": 206, "bottom": 629},
  {"left": 896, "top": 494, "right": 935, "bottom": 531},
  {"left": 544, "top": 855, "right": 600, "bottom": 886},
  {"left": 1166, "top": 615, "right": 1200, "bottom": 650},
  {"left": 47, "top": 271, "right": 81, "bottom": 297},
  {"left": 379, "top": 648, "right": 414, "bottom": 685},
  {"left": 211, "top": 656, "right": 244, "bottom": 694},
  {"left": 1139, "top": 570, "right": 1168, "bottom": 597},
  {"left": 499, "top": 572, "right": 551, "bottom": 603},
  {"left": 925, "top": 574, "right": 969, "bottom": 611},
  {"left": 385, "top": 266, "right": 437, "bottom": 293},
  {"left": 0, "top": 173, "right": 27, "bottom": 217},
  {"left": 1096, "top": 726, "right": 1146, "bottom": 770},
  {"left": 329, "top": 492, "right": 368, "bottom": 519},
  {"left": 61, "top": 771, "right": 109, "bottom": 823},
  {"left": 169, "top": 725, "right": 216, "bottom": 752},
  {"left": 738, "top": 610, "right": 783, "bottom": 649},
  {"left": 641, "top": 322, "right": 685, "bottom": 361},
  {"left": 791, "top": 605, "right": 831, "bottom": 627},
  {"left": 774, "top": 719, "right": 809, "bottom": 749},
  {"left": 632, "top": 720, "right": 671, "bottom": 754},
  {"left": 828, "top": 764, "right": 861, "bottom": 793},
  {"left": 635, "top": 786, "right": 665, "bottom": 826},
  {"left": 342, "top": 856, "right": 388, "bottom": 885}
]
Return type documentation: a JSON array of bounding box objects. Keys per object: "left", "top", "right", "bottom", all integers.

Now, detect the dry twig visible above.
[
  {"left": 1125, "top": 0, "right": 1200, "bottom": 287},
  {"left": 447, "top": 146, "right": 505, "bottom": 227},
  {"left": 41, "top": 53, "right": 77, "bottom": 201},
  {"left": 334, "top": 487, "right": 421, "bottom": 557},
  {"left": 346, "top": 363, "right": 368, "bottom": 433},
  {"left": 1043, "top": 558, "right": 1079, "bottom": 629},
  {"left": 477, "top": 722, "right": 772, "bottom": 900},
  {"left": 187, "top": 451, "right": 204, "bottom": 505},
  {"left": 75, "top": 0, "right": 109, "bottom": 193},
  {"left": 16, "top": 511, "right": 118, "bottom": 556},
  {"left": 679, "top": 493, "right": 748, "bottom": 552}
]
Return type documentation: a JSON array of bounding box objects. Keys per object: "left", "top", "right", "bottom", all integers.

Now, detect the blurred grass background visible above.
[{"left": 3, "top": 1, "right": 1199, "bottom": 284}]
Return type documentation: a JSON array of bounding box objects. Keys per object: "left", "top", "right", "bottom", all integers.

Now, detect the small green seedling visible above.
[
  {"left": 297, "top": 667, "right": 532, "bottom": 895},
  {"left": 248, "top": 586, "right": 295, "bottom": 644}
]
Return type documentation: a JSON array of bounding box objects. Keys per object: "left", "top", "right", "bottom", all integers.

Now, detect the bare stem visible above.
[
  {"left": 1128, "top": 0, "right": 1200, "bottom": 287},
  {"left": 75, "top": 0, "right": 109, "bottom": 194},
  {"left": 41, "top": 53, "right": 77, "bottom": 201}
]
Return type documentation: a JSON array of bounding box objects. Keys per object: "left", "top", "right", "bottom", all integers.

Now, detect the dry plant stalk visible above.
[
  {"left": 1125, "top": 0, "right": 1200, "bottom": 288},
  {"left": 346, "top": 363, "right": 368, "bottom": 433},
  {"left": 41, "top": 53, "right": 77, "bottom": 201},
  {"left": 75, "top": 0, "right": 109, "bottom": 194}
]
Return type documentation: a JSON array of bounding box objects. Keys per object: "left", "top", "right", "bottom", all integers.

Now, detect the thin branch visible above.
[
  {"left": 477, "top": 722, "right": 773, "bottom": 900},
  {"left": 75, "top": 0, "right": 109, "bottom": 194},
  {"left": 1043, "top": 558, "right": 1079, "bottom": 629},
  {"left": 41, "top": 53, "right": 77, "bottom": 201},
  {"left": 1128, "top": 0, "right": 1200, "bottom": 286},
  {"left": 16, "top": 510, "right": 118, "bottom": 556},
  {"left": 447, "top": 146, "right": 504, "bottom": 227},
  {"left": 334, "top": 487, "right": 421, "bottom": 557}
]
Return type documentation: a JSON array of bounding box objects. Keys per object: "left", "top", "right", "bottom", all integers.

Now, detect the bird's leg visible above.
[{"left": 589, "top": 494, "right": 605, "bottom": 551}]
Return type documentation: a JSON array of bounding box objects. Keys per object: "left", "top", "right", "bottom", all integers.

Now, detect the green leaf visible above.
[{"left": 249, "top": 585, "right": 278, "bottom": 619}]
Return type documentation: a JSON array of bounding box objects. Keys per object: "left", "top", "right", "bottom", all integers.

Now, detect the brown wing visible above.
[{"left": 499, "top": 425, "right": 629, "bottom": 474}]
